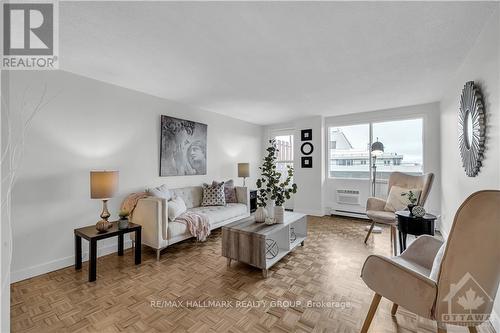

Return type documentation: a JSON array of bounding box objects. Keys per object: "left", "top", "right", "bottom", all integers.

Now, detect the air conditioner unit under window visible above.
[{"left": 336, "top": 189, "right": 360, "bottom": 205}]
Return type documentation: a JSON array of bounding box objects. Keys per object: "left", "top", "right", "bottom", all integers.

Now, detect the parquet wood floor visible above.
[{"left": 11, "top": 216, "right": 495, "bottom": 333}]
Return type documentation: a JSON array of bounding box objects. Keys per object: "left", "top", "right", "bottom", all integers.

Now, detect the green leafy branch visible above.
[{"left": 256, "top": 139, "right": 298, "bottom": 207}]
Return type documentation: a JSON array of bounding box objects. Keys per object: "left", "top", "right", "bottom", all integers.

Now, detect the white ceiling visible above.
[{"left": 60, "top": 2, "right": 497, "bottom": 125}]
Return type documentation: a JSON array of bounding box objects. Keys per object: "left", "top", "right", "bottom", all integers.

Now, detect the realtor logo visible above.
[
  {"left": 442, "top": 272, "right": 493, "bottom": 325},
  {"left": 2, "top": 1, "right": 58, "bottom": 69}
]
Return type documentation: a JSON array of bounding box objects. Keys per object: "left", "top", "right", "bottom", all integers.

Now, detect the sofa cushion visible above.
[
  {"left": 171, "top": 187, "right": 203, "bottom": 209},
  {"left": 167, "top": 221, "right": 190, "bottom": 239},
  {"left": 201, "top": 182, "right": 226, "bottom": 206},
  {"left": 188, "top": 203, "right": 247, "bottom": 225}
]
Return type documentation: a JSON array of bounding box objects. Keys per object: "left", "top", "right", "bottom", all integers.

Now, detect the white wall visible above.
[
  {"left": 266, "top": 116, "right": 325, "bottom": 216},
  {"left": 325, "top": 103, "right": 442, "bottom": 220},
  {"left": 439, "top": 7, "right": 500, "bottom": 331},
  {"left": 5, "top": 70, "right": 264, "bottom": 283}
]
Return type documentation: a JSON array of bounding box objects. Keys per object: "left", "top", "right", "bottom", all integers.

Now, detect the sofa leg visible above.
[
  {"left": 156, "top": 249, "right": 161, "bottom": 261},
  {"left": 361, "top": 293, "right": 381, "bottom": 333},
  {"left": 468, "top": 327, "right": 478, "bottom": 333},
  {"left": 364, "top": 221, "right": 375, "bottom": 244}
]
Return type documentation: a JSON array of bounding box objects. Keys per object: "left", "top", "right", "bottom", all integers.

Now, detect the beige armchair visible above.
[
  {"left": 360, "top": 190, "right": 500, "bottom": 333},
  {"left": 365, "top": 172, "right": 435, "bottom": 255}
]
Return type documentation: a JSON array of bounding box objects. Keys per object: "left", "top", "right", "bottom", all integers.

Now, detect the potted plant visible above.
[
  {"left": 118, "top": 210, "right": 130, "bottom": 229},
  {"left": 401, "top": 190, "right": 418, "bottom": 214},
  {"left": 256, "top": 139, "right": 298, "bottom": 223}
]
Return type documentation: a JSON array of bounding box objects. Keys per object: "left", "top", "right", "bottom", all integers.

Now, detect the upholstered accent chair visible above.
[
  {"left": 360, "top": 190, "right": 500, "bottom": 333},
  {"left": 365, "top": 171, "right": 435, "bottom": 255}
]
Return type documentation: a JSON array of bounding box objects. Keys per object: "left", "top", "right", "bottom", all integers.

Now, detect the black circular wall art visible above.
[
  {"left": 300, "top": 142, "right": 314, "bottom": 155},
  {"left": 458, "top": 81, "right": 485, "bottom": 177}
]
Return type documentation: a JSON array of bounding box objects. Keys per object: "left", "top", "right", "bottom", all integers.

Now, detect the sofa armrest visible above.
[
  {"left": 366, "top": 197, "right": 387, "bottom": 211},
  {"left": 235, "top": 186, "right": 250, "bottom": 213},
  {"left": 131, "top": 197, "right": 168, "bottom": 249}
]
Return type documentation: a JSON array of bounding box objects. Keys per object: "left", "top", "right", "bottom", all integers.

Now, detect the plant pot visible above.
[
  {"left": 118, "top": 218, "right": 129, "bottom": 229},
  {"left": 274, "top": 206, "right": 285, "bottom": 224},
  {"left": 407, "top": 204, "right": 416, "bottom": 215},
  {"left": 255, "top": 206, "right": 268, "bottom": 223}
]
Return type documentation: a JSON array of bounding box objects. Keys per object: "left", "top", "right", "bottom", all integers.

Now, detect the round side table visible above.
[{"left": 395, "top": 210, "right": 437, "bottom": 254}]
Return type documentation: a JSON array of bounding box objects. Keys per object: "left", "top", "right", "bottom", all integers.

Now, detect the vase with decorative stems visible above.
[
  {"left": 401, "top": 190, "right": 418, "bottom": 215},
  {"left": 256, "top": 139, "right": 298, "bottom": 224}
]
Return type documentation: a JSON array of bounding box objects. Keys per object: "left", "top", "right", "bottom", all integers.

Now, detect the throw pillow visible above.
[
  {"left": 147, "top": 184, "right": 172, "bottom": 200},
  {"left": 168, "top": 196, "right": 187, "bottom": 221},
  {"left": 429, "top": 241, "right": 447, "bottom": 281},
  {"left": 201, "top": 182, "right": 226, "bottom": 206},
  {"left": 384, "top": 186, "right": 422, "bottom": 212},
  {"left": 212, "top": 179, "right": 238, "bottom": 203}
]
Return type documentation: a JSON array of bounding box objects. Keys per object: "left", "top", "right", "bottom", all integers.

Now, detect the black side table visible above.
[
  {"left": 74, "top": 221, "right": 142, "bottom": 282},
  {"left": 250, "top": 190, "right": 257, "bottom": 213},
  {"left": 396, "top": 210, "right": 437, "bottom": 254}
]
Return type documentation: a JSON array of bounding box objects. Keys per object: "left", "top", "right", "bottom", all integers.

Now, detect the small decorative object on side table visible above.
[
  {"left": 74, "top": 221, "right": 141, "bottom": 282},
  {"left": 396, "top": 210, "right": 437, "bottom": 254},
  {"left": 118, "top": 210, "right": 130, "bottom": 229}
]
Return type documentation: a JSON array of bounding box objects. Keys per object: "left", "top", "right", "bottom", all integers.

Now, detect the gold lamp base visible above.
[{"left": 95, "top": 199, "right": 113, "bottom": 232}]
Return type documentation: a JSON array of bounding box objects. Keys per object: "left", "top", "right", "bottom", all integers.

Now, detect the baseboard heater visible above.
[{"left": 331, "top": 209, "right": 369, "bottom": 220}]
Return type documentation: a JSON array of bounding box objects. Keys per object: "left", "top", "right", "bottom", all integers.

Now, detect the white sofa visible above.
[{"left": 131, "top": 186, "right": 250, "bottom": 260}]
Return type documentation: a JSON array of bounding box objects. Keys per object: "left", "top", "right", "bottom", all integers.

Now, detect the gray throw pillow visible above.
[{"left": 201, "top": 182, "right": 226, "bottom": 206}]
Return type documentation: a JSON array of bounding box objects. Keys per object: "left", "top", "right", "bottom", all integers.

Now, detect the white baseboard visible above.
[
  {"left": 11, "top": 240, "right": 133, "bottom": 283},
  {"left": 294, "top": 208, "right": 325, "bottom": 217}
]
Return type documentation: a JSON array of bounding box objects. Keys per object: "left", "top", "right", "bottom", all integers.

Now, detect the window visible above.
[
  {"left": 274, "top": 134, "right": 294, "bottom": 182},
  {"left": 328, "top": 118, "right": 423, "bottom": 180},
  {"left": 328, "top": 124, "right": 370, "bottom": 178},
  {"left": 372, "top": 118, "right": 423, "bottom": 180}
]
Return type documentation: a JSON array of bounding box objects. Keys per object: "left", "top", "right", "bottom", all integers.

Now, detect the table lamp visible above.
[
  {"left": 237, "top": 163, "right": 250, "bottom": 186},
  {"left": 90, "top": 171, "right": 118, "bottom": 231}
]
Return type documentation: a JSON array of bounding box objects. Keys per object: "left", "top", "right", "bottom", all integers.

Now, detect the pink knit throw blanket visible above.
[{"left": 175, "top": 211, "right": 210, "bottom": 241}]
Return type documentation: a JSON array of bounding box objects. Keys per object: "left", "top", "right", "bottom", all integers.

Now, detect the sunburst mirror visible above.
[{"left": 458, "top": 81, "right": 485, "bottom": 177}]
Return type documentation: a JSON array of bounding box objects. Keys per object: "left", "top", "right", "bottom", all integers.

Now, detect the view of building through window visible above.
[
  {"left": 328, "top": 118, "right": 423, "bottom": 179},
  {"left": 274, "top": 134, "right": 294, "bottom": 182}
]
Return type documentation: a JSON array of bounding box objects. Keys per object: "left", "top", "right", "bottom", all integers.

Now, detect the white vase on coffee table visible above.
[
  {"left": 274, "top": 206, "right": 284, "bottom": 224},
  {"left": 255, "top": 206, "right": 268, "bottom": 222}
]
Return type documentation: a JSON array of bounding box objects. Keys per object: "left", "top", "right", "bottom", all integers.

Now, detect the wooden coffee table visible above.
[
  {"left": 222, "top": 212, "right": 307, "bottom": 277},
  {"left": 74, "top": 221, "right": 142, "bottom": 282}
]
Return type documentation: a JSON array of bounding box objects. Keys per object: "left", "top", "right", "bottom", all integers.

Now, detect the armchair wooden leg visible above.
[
  {"left": 364, "top": 221, "right": 375, "bottom": 244},
  {"left": 391, "top": 303, "right": 398, "bottom": 316},
  {"left": 468, "top": 327, "right": 478, "bottom": 333},
  {"left": 361, "top": 293, "right": 381, "bottom": 333},
  {"left": 390, "top": 226, "right": 397, "bottom": 256}
]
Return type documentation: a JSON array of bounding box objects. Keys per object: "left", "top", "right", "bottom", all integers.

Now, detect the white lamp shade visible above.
[
  {"left": 237, "top": 163, "right": 250, "bottom": 178},
  {"left": 90, "top": 171, "right": 119, "bottom": 199}
]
